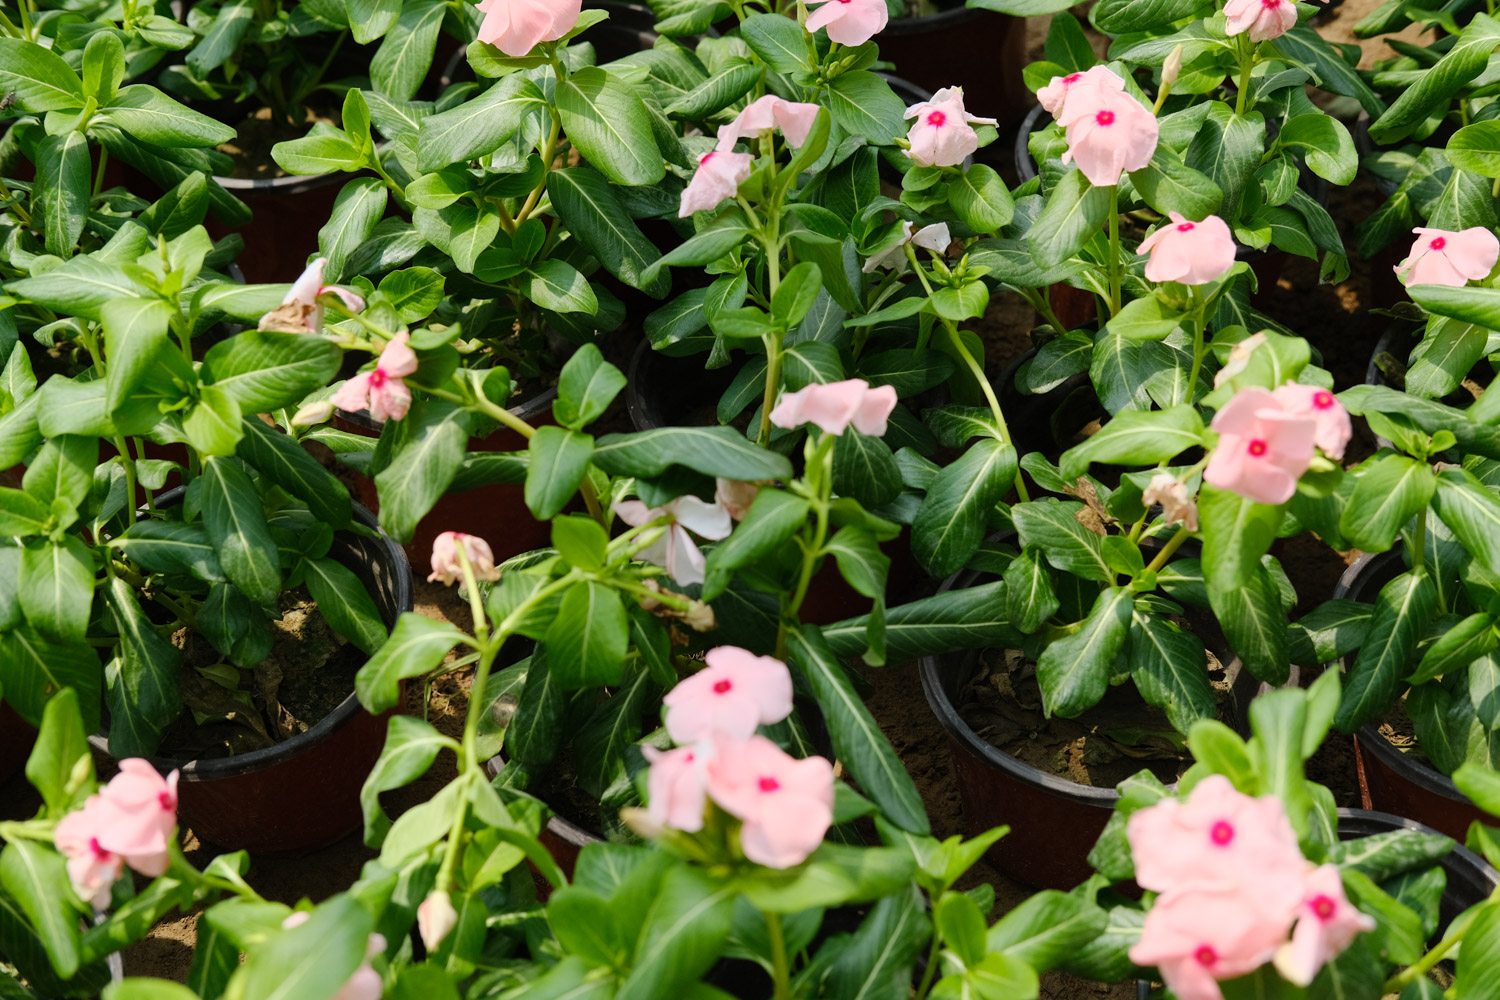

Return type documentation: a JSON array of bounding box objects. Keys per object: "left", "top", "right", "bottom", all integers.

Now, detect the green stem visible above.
[
  {"left": 941, "top": 321, "right": 1031, "bottom": 502},
  {"left": 1143, "top": 525, "right": 1191, "bottom": 574},
  {"left": 755, "top": 233, "right": 785, "bottom": 448},
  {"left": 114, "top": 436, "right": 139, "bottom": 525},
  {"left": 1186, "top": 287, "right": 1208, "bottom": 404},
  {"left": 1234, "top": 38, "right": 1255, "bottom": 116},
  {"left": 93, "top": 148, "right": 109, "bottom": 199},
  {"left": 1021, "top": 286, "right": 1068, "bottom": 334},
  {"left": 913, "top": 933, "right": 942, "bottom": 1000},
  {"left": 1410, "top": 506, "right": 1427, "bottom": 577},
  {"left": 1107, "top": 185, "right": 1122, "bottom": 318},
  {"left": 1383, "top": 898, "right": 1485, "bottom": 994},
  {"left": 765, "top": 910, "right": 792, "bottom": 1000}
]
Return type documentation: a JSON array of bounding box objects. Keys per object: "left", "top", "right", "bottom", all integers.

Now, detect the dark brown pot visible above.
[
  {"left": 878, "top": 6, "right": 1028, "bottom": 130},
  {"left": 87, "top": 493, "right": 412, "bottom": 854},
  {"left": 1335, "top": 549, "right": 1489, "bottom": 842},
  {"left": 918, "top": 540, "right": 1278, "bottom": 889},
  {"left": 0, "top": 703, "right": 36, "bottom": 786},
  {"left": 208, "top": 172, "right": 349, "bottom": 284},
  {"left": 334, "top": 385, "right": 559, "bottom": 573}
]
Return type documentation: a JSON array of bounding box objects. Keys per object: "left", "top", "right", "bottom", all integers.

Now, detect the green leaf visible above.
[
  {"left": 374, "top": 401, "right": 468, "bottom": 543},
  {"left": 826, "top": 70, "right": 906, "bottom": 144},
  {"left": 1131, "top": 609, "right": 1215, "bottom": 734},
  {"left": 831, "top": 431, "right": 902, "bottom": 510},
  {"left": 739, "top": 13, "right": 813, "bottom": 74},
  {"left": 524, "top": 426, "right": 594, "bottom": 521},
  {"left": 1412, "top": 613, "right": 1498, "bottom": 685},
  {"left": 361, "top": 714, "right": 458, "bottom": 846},
  {"left": 1211, "top": 564, "right": 1291, "bottom": 685},
  {"left": 824, "top": 886, "right": 931, "bottom": 999},
  {"left": 302, "top": 557, "right": 388, "bottom": 656},
  {"left": 1287, "top": 599, "right": 1372, "bottom": 666},
  {"left": 822, "top": 580, "right": 1024, "bottom": 664},
  {"left": 786, "top": 626, "right": 929, "bottom": 834},
  {"left": 1367, "top": 13, "right": 1500, "bottom": 143},
  {"left": 270, "top": 130, "right": 366, "bottom": 176},
  {"left": 101, "top": 84, "right": 234, "bottom": 147},
  {"left": 21, "top": 435, "right": 94, "bottom": 519},
  {"left": 615, "top": 866, "right": 735, "bottom": 1000},
  {"left": 702, "top": 488, "right": 810, "bottom": 598},
  {"left": 1433, "top": 467, "right": 1500, "bottom": 579},
  {"left": 236, "top": 418, "right": 352, "bottom": 530},
  {"left": 556, "top": 66, "right": 664, "bottom": 186},
  {"left": 1029, "top": 168, "right": 1110, "bottom": 269},
  {"left": 371, "top": 0, "right": 444, "bottom": 102},
  {"left": 238, "top": 896, "right": 373, "bottom": 1000},
  {"left": 986, "top": 888, "right": 1109, "bottom": 972},
  {"left": 1339, "top": 454, "right": 1437, "bottom": 553},
  {"left": 104, "top": 980, "right": 202, "bottom": 1000},
  {"left": 25, "top": 687, "right": 91, "bottom": 816},
  {"left": 355, "top": 612, "right": 467, "bottom": 713},
  {"left": 545, "top": 582, "right": 629, "bottom": 688},
  {"left": 110, "top": 520, "right": 224, "bottom": 581},
  {"left": 34, "top": 131, "right": 90, "bottom": 257},
  {"left": 1198, "top": 483, "right": 1284, "bottom": 592},
  {"left": 554, "top": 343, "right": 625, "bottom": 430},
  {"left": 1004, "top": 547, "right": 1059, "bottom": 634},
  {"left": 548, "top": 167, "right": 668, "bottom": 297},
  {"left": 593, "top": 426, "right": 792, "bottom": 481},
  {"left": 507, "top": 647, "right": 567, "bottom": 766},
  {"left": 199, "top": 456, "right": 281, "bottom": 610},
  {"left": 576, "top": 668, "right": 653, "bottom": 797},
  {"left": 185, "top": 0, "right": 253, "bottom": 76},
  {"left": 1038, "top": 586, "right": 1134, "bottom": 718},
  {"left": 1407, "top": 319, "right": 1487, "bottom": 400},
  {"left": 415, "top": 72, "right": 544, "bottom": 171},
  {"left": 201, "top": 330, "right": 342, "bottom": 414},
  {"left": 911, "top": 439, "right": 1017, "bottom": 578},
  {"left": 0, "top": 841, "right": 81, "bottom": 978},
  {"left": 1276, "top": 114, "right": 1357, "bottom": 185},
  {"left": 18, "top": 536, "right": 94, "bottom": 642},
  {"left": 1184, "top": 106, "right": 1262, "bottom": 226},
  {"left": 665, "top": 60, "right": 761, "bottom": 119},
  {"left": 1336, "top": 569, "right": 1440, "bottom": 732},
  {"left": 1127, "top": 145, "right": 1224, "bottom": 220},
  {"left": 346, "top": 0, "right": 398, "bottom": 42},
  {"left": 1059, "top": 405, "right": 1203, "bottom": 481},
  {"left": 1012, "top": 500, "right": 1113, "bottom": 582},
  {"left": 949, "top": 164, "right": 1014, "bottom": 233},
  {"left": 317, "top": 178, "right": 386, "bottom": 283},
  {"left": 102, "top": 576, "right": 183, "bottom": 757},
  {"left": 0, "top": 627, "right": 102, "bottom": 733},
  {"left": 0, "top": 38, "right": 85, "bottom": 112}
]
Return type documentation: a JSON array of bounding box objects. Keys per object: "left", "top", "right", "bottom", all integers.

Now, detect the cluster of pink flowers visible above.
[
  {"left": 769, "top": 378, "right": 897, "bottom": 437},
  {"left": 641, "top": 647, "right": 834, "bottom": 868},
  {"left": 1204, "top": 383, "right": 1350, "bottom": 505},
  {"left": 903, "top": 88, "right": 996, "bottom": 168},
  {"left": 258, "top": 257, "right": 366, "bottom": 333},
  {"left": 1138, "top": 212, "right": 1237, "bottom": 285},
  {"left": 475, "top": 0, "right": 582, "bottom": 56},
  {"left": 1040, "top": 65, "right": 1157, "bottom": 187},
  {"left": 428, "top": 531, "right": 502, "bottom": 586},
  {"left": 681, "top": 96, "right": 821, "bottom": 217},
  {"left": 53, "top": 760, "right": 179, "bottom": 908},
  {"left": 330, "top": 332, "right": 420, "bottom": 423},
  {"left": 1395, "top": 226, "right": 1500, "bottom": 287},
  {"left": 1128, "top": 777, "right": 1373, "bottom": 999}
]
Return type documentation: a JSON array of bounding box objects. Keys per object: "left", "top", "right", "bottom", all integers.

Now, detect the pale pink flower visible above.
[
  {"left": 1142, "top": 473, "right": 1198, "bottom": 531},
  {"left": 1127, "top": 775, "right": 1306, "bottom": 896},
  {"left": 706, "top": 735, "right": 834, "bottom": 868},
  {"left": 717, "top": 96, "right": 822, "bottom": 151},
  {"left": 1057, "top": 81, "right": 1158, "bottom": 187},
  {"left": 643, "top": 743, "right": 711, "bottom": 833},
  {"left": 1274, "top": 865, "right": 1376, "bottom": 986},
  {"left": 330, "top": 332, "right": 420, "bottom": 423},
  {"left": 664, "top": 646, "right": 794, "bottom": 744},
  {"left": 769, "top": 379, "right": 898, "bottom": 437},
  {"left": 418, "top": 891, "right": 459, "bottom": 951},
  {"left": 1130, "top": 885, "right": 1298, "bottom": 1000},
  {"left": 903, "top": 87, "right": 997, "bottom": 168},
  {"left": 428, "top": 531, "right": 501, "bottom": 586},
  {"left": 714, "top": 478, "right": 760, "bottom": 521},
  {"left": 54, "top": 759, "right": 180, "bottom": 905},
  {"left": 282, "top": 912, "right": 386, "bottom": 1000},
  {"left": 679, "top": 150, "right": 754, "bottom": 218},
  {"left": 1138, "top": 212, "right": 1237, "bottom": 285},
  {"left": 862, "top": 221, "right": 951, "bottom": 274},
  {"left": 258, "top": 257, "right": 366, "bottom": 333},
  {"left": 1224, "top": 0, "right": 1298, "bottom": 42},
  {"left": 804, "top": 0, "right": 887, "bottom": 45},
  {"left": 1394, "top": 227, "right": 1500, "bottom": 287},
  {"left": 1038, "top": 65, "right": 1126, "bottom": 118},
  {"left": 1271, "top": 383, "right": 1351, "bottom": 461},
  {"left": 1203, "top": 387, "right": 1317, "bottom": 505},
  {"left": 475, "top": 0, "right": 582, "bottom": 56},
  {"left": 612, "top": 495, "right": 732, "bottom": 586}
]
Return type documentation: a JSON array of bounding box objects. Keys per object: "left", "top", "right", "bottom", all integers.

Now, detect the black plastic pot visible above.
[
  {"left": 993, "top": 338, "right": 1106, "bottom": 457},
  {"left": 1335, "top": 549, "right": 1489, "bottom": 842},
  {"left": 918, "top": 537, "right": 1280, "bottom": 889},
  {"left": 87, "top": 488, "right": 412, "bottom": 854},
  {"left": 1337, "top": 807, "right": 1499, "bottom": 932},
  {"left": 877, "top": 5, "right": 1028, "bottom": 130},
  {"left": 334, "top": 383, "right": 559, "bottom": 574}
]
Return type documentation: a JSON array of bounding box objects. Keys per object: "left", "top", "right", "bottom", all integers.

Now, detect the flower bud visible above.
[
  {"left": 1162, "top": 45, "right": 1184, "bottom": 89},
  {"left": 290, "top": 400, "right": 335, "bottom": 427},
  {"left": 418, "top": 891, "right": 459, "bottom": 951}
]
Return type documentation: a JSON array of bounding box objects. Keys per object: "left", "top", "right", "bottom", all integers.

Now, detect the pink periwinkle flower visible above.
[
  {"left": 903, "top": 87, "right": 997, "bottom": 168},
  {"left": 1057, "top": 78, "right": 1158, "bottom": 187},
  {"left": 1127, "top": 775, "right": 1306, "bottom": 896},
  {"left": 804, "top": 0, "right": 887, "bottom": 46},
  {"left": 863, "top": 222, "right": 951, "bottom": 274},
  {"left": 54, "top": 760, "right": 180, "bottom": 907},
  {"left": 475, "top": 0, "right": 582, "bottom": 56},
  {"left": 1274, "top": 865, "right": 1376, "bottom": 987},
  {"left": 258, "top": 257, "right": 366, "bottom": 333},
  {"left": 1138, "top": 212, "right": 1237, "bottom": 285},
  {"left": 1394, "top": 227, "right": 1500, "bottom": 288},
  {"left": 664, "top": 646, "right": 795, "bottom": 744},
  {"left": 1038, "top": 64, "right": 1126, "bottom": 118},
  {"left": 330, "top": 332, "right": 420, "bottom": 423},
  {"left": 706, "top": 735, "right": 835, "bottom": 868},
  {"left": 715, "top": 478, "right": 760, "bottom": 521},
  {"left": 643, "top": 743, "right": 711, "bottom": 833},
  {"left": 1271, "top": 383, "right": 1351, "bottom": 461},
  {"left": 283, "top": 912, "right": 386, "bottom": 1000},
  {"left": 679, "top": 150, "right": 754, "bottom": 218},
  {"left": 611, "top": 495, "right": 732, "bottom": 586},
  {"left": 418, "top": 891, "right": 459, "bottom": 951},
  {"left": 1130, "top": 885, "right": 1300, "bottom": 1000},
  {"left": 717, "top": 96, "right": 822, "bottom": 151},
  {"left": 428, "top": 531, "right": 502, "bottom": 586},
  {"left": 1224, "top": 0, "right": 1298, "bottom": 42},
  {"left": 769, "top": 379, "right": 898, "bottom": 437},
  {"left": 1203, "top": 387, "right": 1317, "bottom": 505}
]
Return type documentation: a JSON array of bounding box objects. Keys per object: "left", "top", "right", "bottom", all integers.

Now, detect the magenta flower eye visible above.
[
  {"left": 758, "top": 777, "right": 781, "bottom": 792},
  {"left": 1312, "top": 896, "right": 1337, "bottom": 921},
  {"left": 1176, "top": 221, "right": 1195, "bottom": 232},
  {"left": 1247, "top": 440, "right": 1269, "bottom": 457},
  {"left": 1210, "top": 820, "right": 1235, "bottom": 845},
  {"left": 1430, "top": 236, "right": 1447, "bottom": 250},
  {"left": 1313, "top": 391, "right": 1335, "bottom": 409},
  {"left": 713, "top": 679, "right": 733, "bottom": 694},
  {"left": 926, "top": 110, "right": 947, "bottom": 127},
  {"left": 1095, "top": 109, "right": 1116, "bottom": 126},
  {"left": 1194, "top": 946, "right": 1217, "bottom": 967}
]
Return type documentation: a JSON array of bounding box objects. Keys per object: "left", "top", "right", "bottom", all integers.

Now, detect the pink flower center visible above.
[
  {"left": 713, "top": 679, "right": 732, "bottom": 694},
  {"left": 1210, "top": 820, "right": 1235, "bottom": 845},
  {"left": 1195, "top": 946, "right": 1217, "bottom": 967},
  {"left": 1063, "top": 73, "right": 1082, "bottom": 85},
  {"left": 1430, "top": 236, "right": 1447, "bottom": 251},
  {"left": 1260, "top": 0, "right": 1281, "bottom": 8},
  {"left": 1095, "top": 110, "right": 1115, "bottom": 127},
  {"left": 926, "top": 110, "right": 947, "bottom": 127},
  {"left": 1313, "top": 391, "right": 1335, "bottom": 409},
  {"left": 370, "top": 368, "right": 389, "bottom": 390},
  {"left": 1176, "top": 222, "right": 1195, "bottom": 232},
  {"left": 89, "top": 837, "right": 111, "bottom": 861},
  {"left": 159, "top": 791, "right": 175, "bottom": 811},
  {"left": 699, "top": 152, "right": 715, "bottom": 166},
  {"left": 685, "top": 752, "right": 694, "bottom": 762},
  {"left": 1311, "top": 896, "right": 1337, "bottom": 921},
  {"left": 759, "top": 777, "right": 780, "bottom": 792},
  {"left": 1247, "top": 440, "right": 1268, "bottom": 457}
]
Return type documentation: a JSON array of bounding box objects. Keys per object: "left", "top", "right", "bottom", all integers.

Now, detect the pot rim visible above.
[
  {"left": 337, "top": 382, "right": 560, "bottom": 435},
  {"left": 213, "top": 169, "right": 350, "bottom": 195},
  {"left": 881, "top": 4, "right": 986, "bottom": 35},
  {"left": 87, "top": 490, "right": 412, "bottom": 780},
  {"left": 1335, "top": 806, "right": 1500, "bottom": 890},
  {"left": 1334, "top": 548, "right": 1477, "bottom": 807}
]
